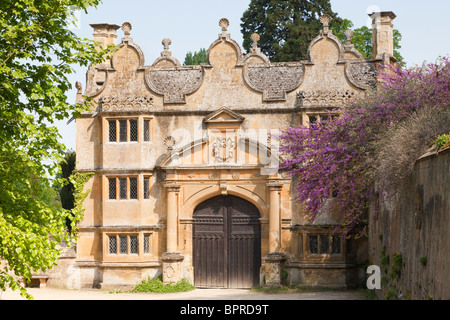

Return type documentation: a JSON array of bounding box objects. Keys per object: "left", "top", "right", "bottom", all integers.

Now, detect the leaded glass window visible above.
[
  {"left": 143, "top": 120, "right": 150, "bottom": 141},
  {"left": 143, "top": 177, "right": 150, "bottom": 199},
  {"left": 109, "top": 236, "right": 117, "bottom": 254},
  {"left": 129, "top": 120, "right": 138, "bottom": 141},
  {"left": 309, "top": 116, "right": 317, "bottom": 124},
  {"left": 332, "top": 236, "right": 341, "bottom": 254},
  {"left": 130, "top": 236, "right": 138, "bottom": 254},
  {"left": 119, "top": 120, "right": 127, "bottom": 142},
  {"left": 119, "top": 178, "right": 127, "bottom": 199},
  {"left": 320, "top": 235, "right": 330, "bottom": 254},
  {"left": 109, "top": 178, "right": 116, "bottom": 199},
  {"left": 109, "top": 120, "right": 117, "bottom": 142},
  {"left": 129, "top": 177, "right": 137, "bottom": 199},
  {"left": 309, "top": 235, "right": 318, "bottom": 254},
  {"left": 144, "top": 235, "right": 150, "bottom": 253},
  {"left": 119, "top": 236, "right": 127, "bottom": 254}
]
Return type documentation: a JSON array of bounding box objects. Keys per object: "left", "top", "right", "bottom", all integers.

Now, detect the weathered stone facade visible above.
[{"left": 69, "top": 12, "right": 397, "bottom": 289}]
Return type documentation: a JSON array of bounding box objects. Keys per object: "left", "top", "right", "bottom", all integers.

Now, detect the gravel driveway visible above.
[{"left": 1, "top": 287, "right": 366, "bottom": 300}]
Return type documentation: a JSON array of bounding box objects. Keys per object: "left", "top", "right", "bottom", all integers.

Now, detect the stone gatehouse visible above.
[{"left": 71, "top": 12, "right": 397, "bottom": 289}]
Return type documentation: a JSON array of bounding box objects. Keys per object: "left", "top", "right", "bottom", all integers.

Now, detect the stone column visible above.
[
  {"left": 268, "top": 181, "right": 282, "bottom": 252},
  {"left": 166, "top": 183, "right": 179, "bottom": 253},
  {"left": 264, "top": 181, "right": 285, "bottom": 286},
  {"left": 162, "top": 182, "right": 184, "bottom": 284}
]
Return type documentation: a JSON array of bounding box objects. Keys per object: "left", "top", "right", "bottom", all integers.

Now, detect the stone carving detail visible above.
[
  {"left": 146, "top": 67, "right": 203, "bottom": 104},
  {"left": 244, "top": 63, "right": 304, "bottom": 101},
  {"left": 98, "top": 95, "right": 153, "bottom": 110},
  {"left": 232, "top": 171, "right": 240, "bottom": 179},
  {"left": 219, "top": 18, "right": 229, "bottom": 32},
  {"left": 164, "top": 136, "right": 176, "bottom": 150},
  {"left": 347, "top": 61, "right": 377, "bottom": 90},
  {"left": 250, "top": 33, "right": 260, "bottom": 51},
  {"left": 209, "top": 171, "right": 217, "bottom": 180},
  {"left": 162, "top": 38, "right": 171, "bottom": 51},
  {"left": 297, "top": 90, "right": 356, "bottom": 106},
  {"left": 121, "top": 22, "right": 132, "bottom": 37},
  {"left": 212, "top": 137, "right": 235, "bottom": 163},
  {"left": 320, "top": 14, "right": 332, "bottom": 33}
]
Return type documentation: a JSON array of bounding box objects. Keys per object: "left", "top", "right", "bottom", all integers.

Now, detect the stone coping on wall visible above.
[{"left": 417, "top": 144, "right": 449, "bottom": 162}]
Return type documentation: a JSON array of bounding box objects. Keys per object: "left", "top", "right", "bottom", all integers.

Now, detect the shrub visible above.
[
  {"left": 419, "top": 256, "right": 427, "bottom": 266},
  {"left": 435, "top": 133, "right": 450, "bottom": 149},
  {"left": 130, "top": 276, "right": 194, "bottom": 293}
]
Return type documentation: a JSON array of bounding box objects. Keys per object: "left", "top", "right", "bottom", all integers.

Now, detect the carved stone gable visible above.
[{"left": 203, "top": 107, "right": 245, "bottom": 126}]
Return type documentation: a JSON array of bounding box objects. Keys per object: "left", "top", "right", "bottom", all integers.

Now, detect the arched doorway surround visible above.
[{"left": 193, "top": 195, "right": 261, "bottom": 288}]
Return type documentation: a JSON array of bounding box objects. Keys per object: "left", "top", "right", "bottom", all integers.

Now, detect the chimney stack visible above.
[
  {"left": 369, "top": 11, "right": 396, "bottom": 64},
  {"left": 89, "top": 23, "right": 120, "bottom": 50}
]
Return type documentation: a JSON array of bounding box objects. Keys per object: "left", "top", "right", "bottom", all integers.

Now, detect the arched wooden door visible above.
[{"left": 193, "top": 195, "right": 261, "bottom": 288}]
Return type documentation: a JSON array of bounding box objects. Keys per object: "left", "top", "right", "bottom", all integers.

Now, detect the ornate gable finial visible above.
[
  {"left": 160, "top": 38, "right": 172, "bottom": 58},
  {"left": 219, "top": 18, "right": 229, "bottom": 31},
  {"left": 162, "top": 38, "right": 172, "bottom": 51},
  {"left": 250, "top": 33, "right": 260, "bottom": 51},
  {"left": 344, "top": 29, "right": 354, "bottom": 45},
  {"left": 320, "top": 14, "right": 331, "bottom": 33},
  {"left": 121, "top": 22, "right": 132, "bottom": 38},
  {"left": 219, "top": 18, "right": 229, "bottom": 37}
]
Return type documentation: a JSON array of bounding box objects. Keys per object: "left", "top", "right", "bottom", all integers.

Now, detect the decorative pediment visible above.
[{"left": 203, "top": 107, "right": 245, "bottom": 128}]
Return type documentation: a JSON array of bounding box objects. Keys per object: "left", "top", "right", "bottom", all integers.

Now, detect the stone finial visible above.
[
  {"left": 250, "top": 33, "right": 260, "bottom": 51},
  {"left": 219, "top": 18, "right": 230, "bottom": 37},
  {"left": 75, "top": 81, "right": 82, "bottom": 94},
  {"left": 344, "top": 29, "right": 354, "bottom": 45},
  {"left": 121, "top": 22, "right": 132, "bottom": 37},
  {"left": 320, "top": 14, "right": 331, "bottom": 33},
  {"left": 219, "top": 18, "right": 229, "bottom": 32},
  {"left": 162, "top": 38, "right": 172, "bottom": 51}
]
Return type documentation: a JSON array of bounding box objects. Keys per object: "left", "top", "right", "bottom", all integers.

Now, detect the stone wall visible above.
[{"left": 368, "top": 147, "right": 450, "bottom": 300}]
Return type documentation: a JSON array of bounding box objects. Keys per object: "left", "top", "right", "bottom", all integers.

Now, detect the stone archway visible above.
[{"left": 192, "top": 195, "right": 261, "bottom": 289}]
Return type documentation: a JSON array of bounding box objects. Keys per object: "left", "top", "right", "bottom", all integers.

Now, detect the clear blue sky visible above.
[{"left": 58, "top": 0, "right": 450, "bottom": 151}]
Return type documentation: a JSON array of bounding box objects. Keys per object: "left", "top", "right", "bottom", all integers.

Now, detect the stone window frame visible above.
[
  {"left": 306, "top": 233, "right": 343, "bottom": 257},
  {"left": 105, "top": 231, "right": 154, "bottom": 257},
  {"left": 107, "top": 233, "right": 139, "bottom": 255},
  {"left": 107, "top": 117, "right": 140, "bottom": 143},
  {"left": 107, "top": 176, "right": 139, "bottom": 200},
  {"left": 143, "top": 176, "right": 151, "bottom": 200},
  {"left": 297, "top": 227, "right": 346, "bottom": 261},
  {"left": 306, "top": 113, "right": 339, "bottom": 126}
]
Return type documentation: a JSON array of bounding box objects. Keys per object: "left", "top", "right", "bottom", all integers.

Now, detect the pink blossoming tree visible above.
[{"left": 280, "top": 58, "right": 450, "bottom": 238}]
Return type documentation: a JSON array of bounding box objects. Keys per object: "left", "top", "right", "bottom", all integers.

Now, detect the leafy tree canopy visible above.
[
  {"left": 241, "top": 0, "right": 343, "bottom": 61},
  {"left": 241, "top": 1, "right": 403, "bottom": 64},
  {"left": 0, "top": 0, "right": 111, "bottom": 299},
  {"left": 183, "top": 48, "right": 207, "bottom": 66}
]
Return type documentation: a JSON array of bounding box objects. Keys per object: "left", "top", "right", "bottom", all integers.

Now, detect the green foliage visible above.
[
  {"left": 390, "top": 253, "right": 404, "bottom": 280},
  {"left": 241, "top": 0, "right": 343, "bottom": 61},
  {"left": 435, "top": 133, "right": 450, "bottom": 149},
  {"left": 0, "top": 0, "right": 112, "bottom": 299},
  {"left": 419, "top": 256, "right": 427, "bottom": 266},
  {"left": 183, "top": 48, "right": 207, "bottom": 66},
  {"left": 380, "top": 246, "right": 390, "bottom": 274},
  {"left": 130, "top": 276, "right": 195, "bottom": 293},
  {"left": 384, "top": 288, "right": 399, "bottom": 300},
  {"left": 57, "top": 150, "right": 77, "bottom": 231}
]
